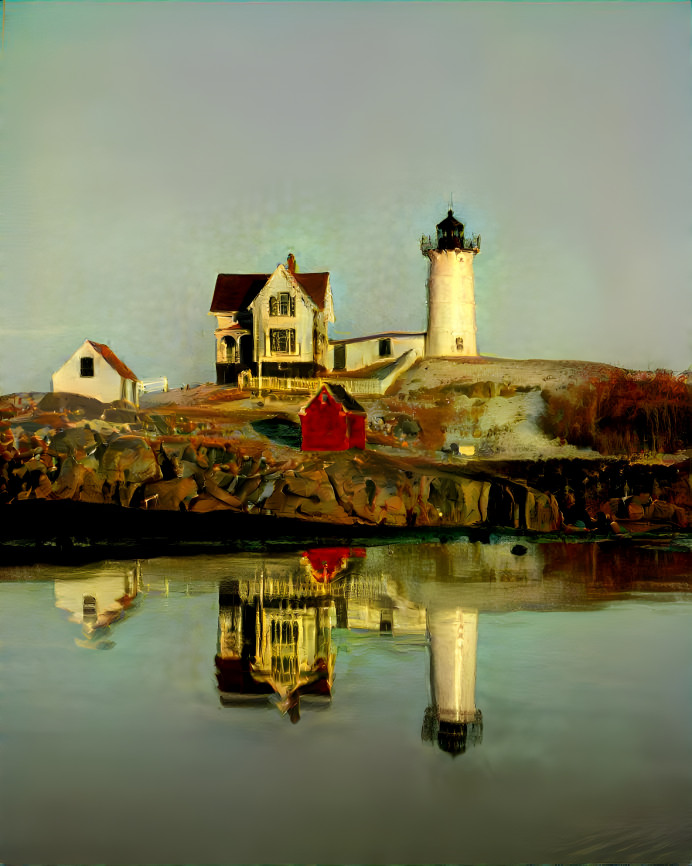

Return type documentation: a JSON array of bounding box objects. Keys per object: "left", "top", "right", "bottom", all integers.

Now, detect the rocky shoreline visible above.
[
  {"left": 1, "top": 498, "right": 689, "bottom": 566},
  {"left": 2, "top": 374, "right": 691, "bottom": 563}
]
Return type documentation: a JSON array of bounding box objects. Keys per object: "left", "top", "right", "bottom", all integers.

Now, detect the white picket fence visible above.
[
  {"left": 238, "top": 372, "right": 385, "bottom": 396},
  {"left": 138, "top": 377, "right": 169, "bottom": 394},
  {"left": 237, "top": 349, "right": 418, "bottom": 397}
]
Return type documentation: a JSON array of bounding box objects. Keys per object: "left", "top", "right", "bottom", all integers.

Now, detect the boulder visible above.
[
  {"left": 100, "top": 436, "right": 161, "bottom": 485},
  {"left": 141, "top": 476, "right": 199, "bottom": 511},
  {"left": 49, "top": 427, "right": 97, "bottom": 457}
]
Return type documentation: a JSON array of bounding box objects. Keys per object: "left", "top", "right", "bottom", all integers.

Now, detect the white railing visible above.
[
  {"left": 138, "top": 377, "right": 169, "bottom": 394},
  {"left": 238, "top": 372, "right": 385, "bottom": 396},
  {"left": 236, "top": 350, "right": 418, "bottom": 397},
  {"left": 237, "top": 372, "right": 320, "bottom": 394},
  {"left": 329, "top": 377, "right": 384, "bottom": 395}
]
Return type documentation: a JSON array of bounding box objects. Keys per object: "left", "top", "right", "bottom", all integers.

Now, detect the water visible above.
[{"left": 1, "top": 539, "right": 691, "bottom": 863}]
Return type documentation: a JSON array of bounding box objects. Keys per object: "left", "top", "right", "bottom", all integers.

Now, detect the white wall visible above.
[
  {"left": 251, "top": 267, "right": 319, "bottom": 365},
  {"left": 425, "top": 249, "right": 478, "bottom": 357},
  {"left": 52, "top": 340, "right": 127, "bottom": 403},
  {"left": 329, "top": 334, "right": 425, "bottom": 372}
]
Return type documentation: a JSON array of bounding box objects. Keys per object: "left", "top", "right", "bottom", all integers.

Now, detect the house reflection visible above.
[
  {"left": 215, "top": 546, "right": 482, "bottom": 751},
  {"left": 215, "top": 547, "right": 368, "bottom": 721},
  {"left": 53, "top": 561, "right": 142, "bottom": 649},
  {"left": 216, "top": 576, "right": 336, "bottom": 723}
]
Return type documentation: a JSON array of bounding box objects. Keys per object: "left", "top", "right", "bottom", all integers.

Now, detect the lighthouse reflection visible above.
[
  {"left": 214, "top": 545, "right": 482, "bottom": 753},
  {"left": 421, "top": 608, "right": 483, "bottom": 755}
]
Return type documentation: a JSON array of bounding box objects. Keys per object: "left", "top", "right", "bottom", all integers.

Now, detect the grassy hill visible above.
[{"left": 143, "top": 356, "right": 691, "bottom": 462}]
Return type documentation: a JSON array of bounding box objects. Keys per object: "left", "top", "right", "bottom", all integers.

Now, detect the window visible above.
[
  {"left": 333, "top": 344, "right": 346, "bottom": 371},
  {"left": 456, "top": 337, "right": 464, "bottom": 351},
  {"left": 80, "top": 356, "right": 94, "bottom": 377},
  {"left": 270, "top": 329, "right": 296, "bottom": 354},
  {"left": 378, "top": 338, "right": 392, "bottom": 357},
  {"left": 269, "top": 293, "right": 295, "bottom": 317}
]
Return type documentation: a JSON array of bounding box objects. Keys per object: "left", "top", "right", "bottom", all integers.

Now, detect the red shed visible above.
[{"left": 299, "top": 383, "right": 366, "bottom": 451}]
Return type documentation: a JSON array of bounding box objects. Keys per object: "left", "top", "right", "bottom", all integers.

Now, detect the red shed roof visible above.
[
  {"left": 302, "top": 383, "right": 366, "bottom": 415},
  {"left": 86, "top": 341, "right": 138, "bottom": 382},
  {"left": 210, "top": 271, "right": 330, "bottom": 313}
]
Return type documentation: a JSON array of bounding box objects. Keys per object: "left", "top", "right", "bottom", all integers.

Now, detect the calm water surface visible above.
[{"left": 1, "top": 538, "right": 691, "bottom": 864}]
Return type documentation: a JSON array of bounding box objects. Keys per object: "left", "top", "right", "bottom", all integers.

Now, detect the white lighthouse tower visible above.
[{"left": 422, "top": 208, "right": 480, "bottom": 358}]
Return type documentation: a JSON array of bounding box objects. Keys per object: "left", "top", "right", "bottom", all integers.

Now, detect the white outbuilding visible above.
[{"left": 51, "top": 339, "right": 140, "bottom": 405}]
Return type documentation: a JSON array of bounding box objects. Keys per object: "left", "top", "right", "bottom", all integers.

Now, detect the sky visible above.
[{"left": 2, "top": 1, "right": 691, "bottom": 394}]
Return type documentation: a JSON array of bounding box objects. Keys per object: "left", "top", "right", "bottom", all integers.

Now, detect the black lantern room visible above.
[{"left": 436, "top": 209, "right": 465, "bottom": 251}]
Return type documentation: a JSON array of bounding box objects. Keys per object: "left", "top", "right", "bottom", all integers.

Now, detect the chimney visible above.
[{"left": 287, "top": 253, "right": 297, "bottom": 274}]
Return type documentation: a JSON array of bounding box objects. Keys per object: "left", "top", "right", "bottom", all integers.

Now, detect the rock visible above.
[
  {"left": 37, "top": 392, "right": 105, "bottom": 418},
  {"left": 100, "top": 436, "right": 161, "bottom": 485},
  {"left": 203, "top": 477, "right": 243, "bottom": 510},
  {"left": 189, "top": 492, "right": 235, "bottom": 512},
  {"left": 52, "top": 456, "right": 87, "bottom": 500},
  {"left": 49, "top": 427, "right": 97, "bottom": 457},
  {"left": 265, "top": 466, "right": 350, "bottom": 522},
  {"left": 141, "top": 476, "right": 199, "bottom": 511}
]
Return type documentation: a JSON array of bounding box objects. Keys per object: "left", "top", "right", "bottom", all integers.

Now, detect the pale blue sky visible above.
[{"left": 2, "top": 2, "right": 691, "bottom": 392}]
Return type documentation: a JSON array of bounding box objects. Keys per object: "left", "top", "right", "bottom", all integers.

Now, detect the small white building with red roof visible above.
[{"left": 51, "top": 339, "right": 140, "bottom": 405}]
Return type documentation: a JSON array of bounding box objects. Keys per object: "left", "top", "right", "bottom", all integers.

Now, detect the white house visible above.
[
  {"left": 328, "top": 331, "right": 426, "bottom": 372},
  {"left": 52, "top": 339, "right": 140, "bottom": 405},
  {"left": 210, "top": 207, "right": 481, "bottom": 386},
  {"left": 210, "top": 255, "right": 334, "bottom": 385}
]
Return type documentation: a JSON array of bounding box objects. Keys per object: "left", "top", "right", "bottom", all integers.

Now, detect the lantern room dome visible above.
[{"left": 436, "top": 209, "right": 465, "bottom": 251}]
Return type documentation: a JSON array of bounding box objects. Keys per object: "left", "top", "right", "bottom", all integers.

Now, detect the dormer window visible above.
[
  {"left": 269, "top": 293, "right": 295, "bottom": 316},
  {"left": 80, "top": 357, "right": 94, "bottom": 377}
]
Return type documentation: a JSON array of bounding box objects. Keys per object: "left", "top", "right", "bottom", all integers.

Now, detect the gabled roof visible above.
[
  {"left": 304, "top": 383, "right": 365, "bottom": 415},
  {"left": 210, "top": 269, "right": 330, "bottom": 313},
  {"left": 292, "top": 273, "right": 330, "bottom": 311},
  {"left": 86, "top": 341, "right": 138, "bottom": 382},
  {"left": 210, "top": 274, "right": 269, "bottom": 313}
]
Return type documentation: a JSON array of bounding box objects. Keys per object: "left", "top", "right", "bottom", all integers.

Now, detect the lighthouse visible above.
[{"left": 422, "top": 208, "right": 480, "bottom": 358}]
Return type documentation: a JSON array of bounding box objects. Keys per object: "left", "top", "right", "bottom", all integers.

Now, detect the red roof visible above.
[
  {"left": 301, "top": 383, "right": 366, "bottom": 415},
  {"left": 292, "top": 273, "right": 330, "bottom": 310},
  {"left": 210, "top": 274, "right": 268, "bottom": 313},
  {"left": 210, "top": 271, "right": 330, "bottom": 313},
  {"left": 86, "top": 341, "right": 138, "bottom": 382}
]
